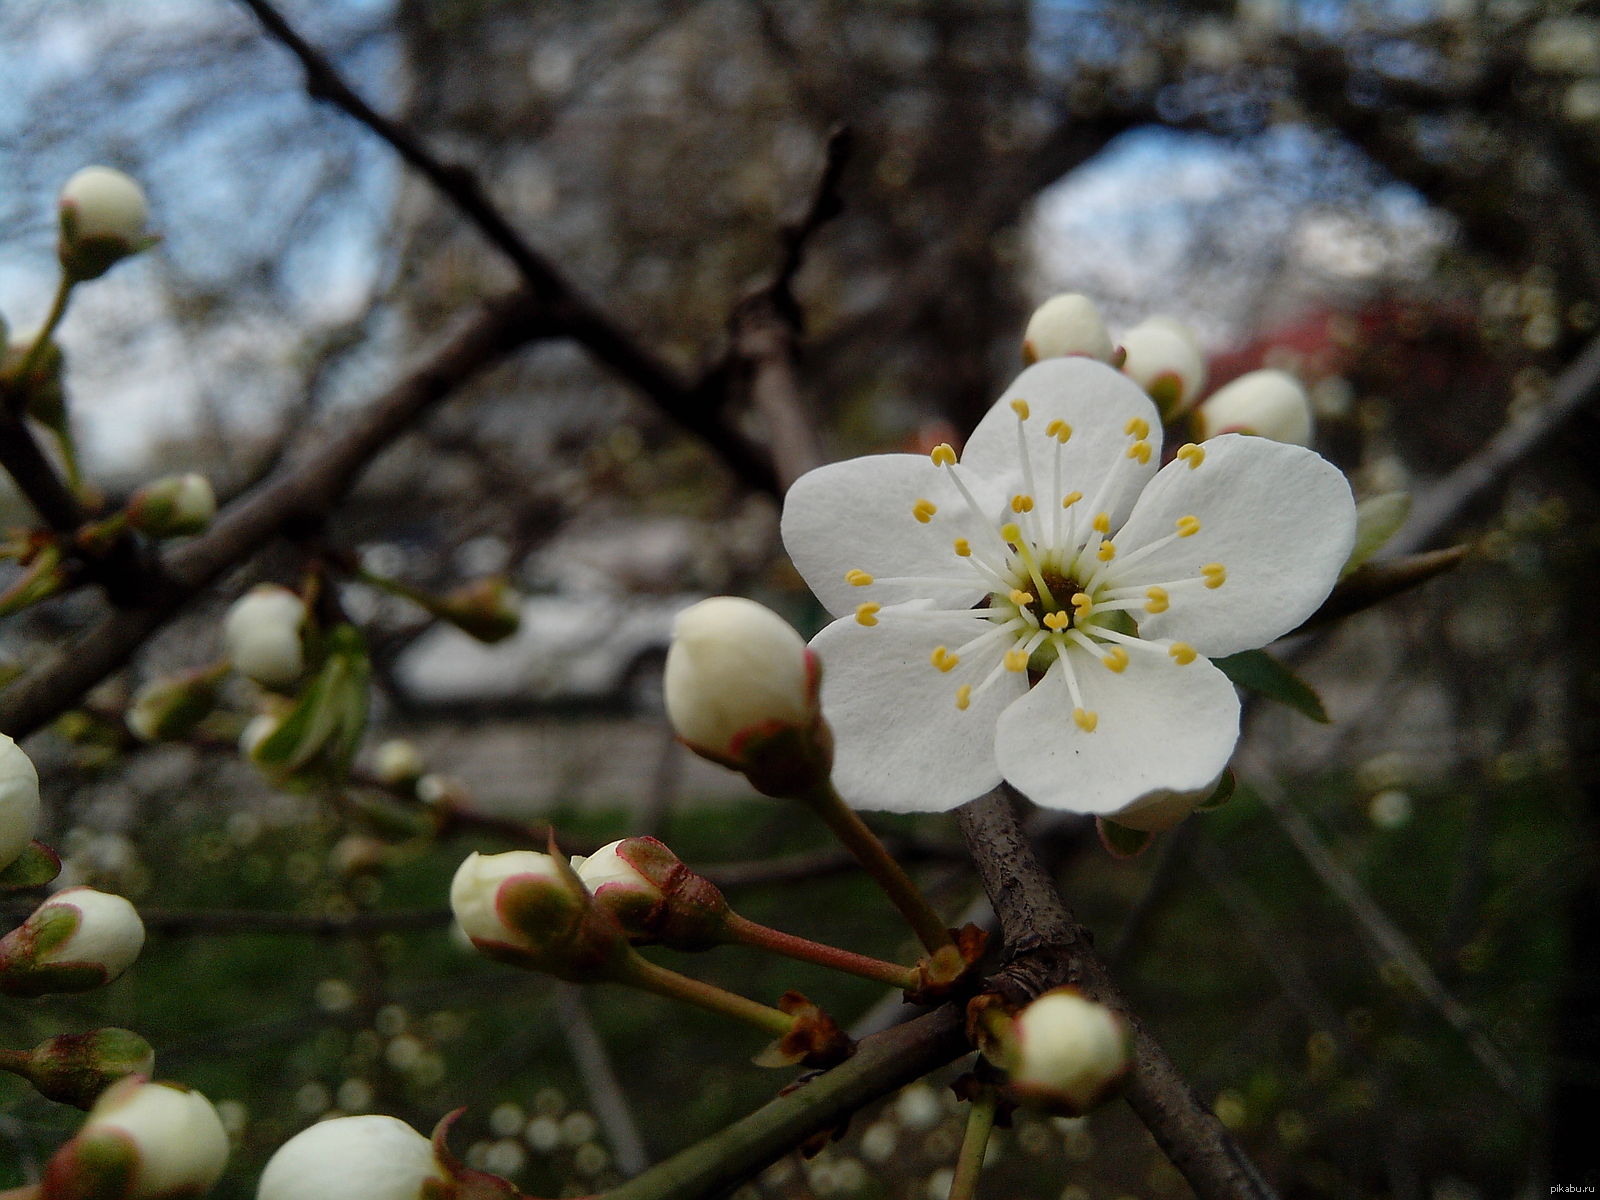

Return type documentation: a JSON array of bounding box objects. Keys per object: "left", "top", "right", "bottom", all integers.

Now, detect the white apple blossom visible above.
[
  {"left": 0, "top": 733, "right": 41, "bottom": 873},
  {"left": 781, "top": 358, "right": 1354, "bottom": 825},
  {"left": 257, "top": 1114, "right": 445, "bottom": 1200}
]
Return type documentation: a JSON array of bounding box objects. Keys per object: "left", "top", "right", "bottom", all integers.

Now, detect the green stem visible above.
[
  {"left": 719, "top": 912, "right": 920, "bottom": 990},
  {"left": 621, "top": 954, "right": 795, "bottom": 1038},
  {"left": 11, "top": 274, "right": 74, "bottom": 388},
  {"left": 947, "top": 1087, "right": 998, "bottom": 1200},
  {"left": 354, "top": 566, "right": 440, "bottom": 611},
  {"left": 800, "top": 780, "right": 954, "bottom": 953}
]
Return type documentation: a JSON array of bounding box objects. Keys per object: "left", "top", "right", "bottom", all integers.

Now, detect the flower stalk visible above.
[
  {"left": 8, "top": 275, "right": 73, "bottom": 394},
  {"left": 718, "top": 911, "right": 920, "bottom": 990},
  {"left": 947, "top": 1086, "right": 998, "bottom": 1200},
  {"left": 618, "top": 953, "right": 797, "bottom": 1039}
]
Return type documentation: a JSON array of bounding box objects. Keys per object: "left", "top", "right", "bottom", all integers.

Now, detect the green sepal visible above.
[
  {"left": 1194, "top": 769, "right": 1236, "bottom": 812},
  {"left": 0, "top": 840, "right": 61, "bottom": 891},
  {"left": 42, "top": 1127, "right": 138, "bottom": 1199},
  {"left": 1096, "top": 818, "right": 1153, "bottom": 859},
  {"left": 1342, "top": 491, "right": 1412, "bottom": 578},
  {"left": 1213, "top": 648, "right": 1329, "bottom": 724}
]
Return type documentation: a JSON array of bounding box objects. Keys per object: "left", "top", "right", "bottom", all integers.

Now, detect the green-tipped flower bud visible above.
[
  {"left": 43, "top": 1077, "right": 228, "bottom": 1199},
  {"left": 1195, "top": 369, "right": 1314, "bottom": 446},
  {"left": 1119, "top": 316, "right": 1207, "bottom": 418},
  {"left": 6, "top": 1028, "right": 156, "bottom": 1110},
  {"left": 664, "top": 597, "right": 829, "bottom": 796},
  {"left": 434, "top": 577, "right": 521, "bottom": 644},
  {"left": 983, "top": 987, "right": 1132, "bottom": 1116},
  {"left": 126, "top": 664, "right": 226, "bottom": 743},
  {"left": 449, "top": 850, "right": 629, "bottom": 981},
  {"left": 0, "top": 887, "right": 146, "bottom": 997},
  {"left": 1, "top": 732, "right": 41, "bottom": 874},
  {"left": 1022, "top": 294, "right": 1116, "bottom": 365},
  {"left": 126, "top": 474, "right": 216, "bottom": 539},
  {"left": 223, "top": 585, "right": 307, "bottom": 689},
  {"left": 575, "top": 837, "right": 730, "bottom": 950},
  {"left": 58, "top": 167, "right": 153, "bottom": 282}
]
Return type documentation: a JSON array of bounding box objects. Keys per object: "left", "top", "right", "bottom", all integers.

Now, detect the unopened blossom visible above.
[
  {"left": 1194, "top": 369, "right": 1313, "bottom": 447},
  {"left": 257, "top": 1114, "right": 445, "bottom": 1200},
  {"left": 781, "top": 358, "right": 1354, "bottom": 826},
  {"left": 1000, "top": 988, "right": 1131, "bottom": 1115},
  {"left": 126, "top": 473, "right": 216, "bottom": 538},
  {"left": 58, "top": 167, "right": 151, "bottom": 281},
  {"left": 1, "top": 733, "right": 41, "bottom": 873},
  {"left": 1022, "top": 293, "right": 1116, "bottom": 365},
  {"left": 0, "top": 887, "right": 146, "bottom": 996},
  {"left": 1118, "top": 316, "right": 1206, "bottom": 417},
  {"left": 43, "top": 1078, "right": 228, "bottom": 1199},
  {"left": 223, "top": 585, "right": 307, "bottom": 688},
  {"left": 373, "top": 738, "right": 425, "bottom": 787}
]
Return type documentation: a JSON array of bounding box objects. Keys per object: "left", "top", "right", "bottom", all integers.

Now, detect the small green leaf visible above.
[
  {"left": 1342, "top": 491, "right": 1411, "bottom": 578},
  {"left": 0, "top": 840, "right": 61, "bottom": 892},
  {"left": 1214, "top": 649, "right": 1329, "bottom": 723}
]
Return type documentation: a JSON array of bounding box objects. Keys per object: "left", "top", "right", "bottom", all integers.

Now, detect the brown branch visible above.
[
  {"left": 235, "top": 0, "right": 778, "bottom": 495},
  {"left": 958, "top": 786, "right": 1281, "bottom": 1200},
  {"left": 0, "top": 290, "right": 550, "bottom": 740}
]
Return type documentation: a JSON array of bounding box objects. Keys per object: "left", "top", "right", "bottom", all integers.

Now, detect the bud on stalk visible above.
[
  {"left": 0, "top": 887, "right": 146, "bottom": 997},
  {"left": 41, "top": 1077, "right": 228, "bottom": 1200}
]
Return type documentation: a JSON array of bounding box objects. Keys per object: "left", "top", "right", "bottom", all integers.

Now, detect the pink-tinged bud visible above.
[
  {"left": 126, "top": 664, "right": 227, "bottom": 743},
  {"left": 126, "top": 474, "right": 215, "bottom": 539},
  {"left": 434, "top": 578, "right": 521, "bottom": 644},
  {"left": 984, "top": 988, "right": 1132, "bottom": 1116},
  {"left": 664, "top": 597, "right": 829, "bottom": 796},
  {"left": 4, "top": 1028, "right": 156, "bottom": 1110},
  {"left": 256, "top": 1114, "right": 446, "bottom": 1200},
  {"left": 223, "top": 585, "right": 307, "bottom": 689},
  {"left": 1118, "top": 316, "right": 1207, "bottom": 418},
  {"left": 58, "top": 167, "right": 153, "bottom": 282},
  {"left": 1021, "top": 294, "right": 1116, "bottom": 365},
  {"left": 43, "top": 1077, "right": 229, "bottom": 1199},
  {"left": 1195, "top": 369, "right": 1314, "bottom": 446},
  {"left": 449, "top": 850, "right": 629, "bottom": 981},
  {"left": 1, "top": 732, "right": 41, "bottom": 873},
  {"left": 0, "top": 887, "right": 146, "bottom": 997},
  {"left": 576, "top": 837, "right": 730, "bottom": 950}
]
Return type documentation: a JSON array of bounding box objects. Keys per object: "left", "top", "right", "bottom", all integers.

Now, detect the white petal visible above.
[
  {"left": 995, "top": 649, "right": 1238, "bottom": 819},
  {"left": 813, "top": 609, "right": 1025, "bottom": 813},
  {"left": 782, "top": 454, "right": 992, "bottom": 617},
  {"left": 958, "top": 359, "right": 1160, "bottom": 527},
  {"left": 1110, "top": 435, "right": 1356, "bottom": 657}
]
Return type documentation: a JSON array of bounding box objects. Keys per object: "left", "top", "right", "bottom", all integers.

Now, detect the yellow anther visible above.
[
  {"left": 930, "top": 443, "right": 958, "bottom": 467},
  {"left": 1045, "top": 419, "right": 1072, "bottom": 443},
  {"left": 1125, "top": 417, "right": 1150, "bottom": 439},
  {"left": 1004, "top": 649, "right": 1030, "bottom": 673},
  {"left": 1102, "top": 647, "right": 1129, "bottom": 673},
  {"left": 1202, "top": 563, "right": 1226, "bottom": 589},
  {"left": 953, "top": 538, "right": 972, "bottom": 557},
  {"left": 1126, "top": 440, "right": 1152, "bottom": 464},
  {"left": 1043, "top": 611, "right": 1070, "bottom": 631},
  {"left": 1071, "top": 591, "right": 1093, "bottom": 616},
  {"left": 845, "top": 569, "right": 874, "bottom": 586},
  {"left": 1097, "top": 541, "right": 1117, "bottom": 562},
  {"left": 1000, "top": 522, "right": 1023, "bottom": 544},
  {"left": 1092, "top": 512, "right": 1111, "bottom": 534},
  {"left": 1144, "top": 586, "right": 1169, "bottom": 614},
  {"left": 1073, "top": 707, "right": 1099, "bottom": 732},
  {"left": 1176, "top": 515, "right": 1201, "bottom": 538},
  {"left": 912, "top": 499, "right": 938, "bottom": 524},
  {"left": 1010, "top": 494, "right": 1035, "bottom": 514},
  {"left": 1176, "top": 443, "right": 1205, "bottom": 469},
  {"left": 1009, "top": 588, "right": 1034, "bottom": 607},
  {"left": 955, "top": 684, "right": 972, "bottom": 711},
  {"left": 1061, "top": 490, "right": 1083, "bottom": 508},
  {"left": 1169, "top": 642, "right": 1197, "bottom": 665},
  {"left": 855, "top": 602, "right": 881, "bottom": 627},
  {"left": 930, "top": 646, "right": 960, "bottom": 673},
  {"left": 1010, "top": 398, "right": 1030, "bottom": 420}
]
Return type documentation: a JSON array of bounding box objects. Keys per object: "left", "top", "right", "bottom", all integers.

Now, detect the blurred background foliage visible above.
[{"left": 2, "top": 0, "right": 1598, "bottom": 1196}]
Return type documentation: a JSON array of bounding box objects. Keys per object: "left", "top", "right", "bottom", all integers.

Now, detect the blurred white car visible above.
[{"left": 395, "top": 589, "right": 703, "bottom": 712}]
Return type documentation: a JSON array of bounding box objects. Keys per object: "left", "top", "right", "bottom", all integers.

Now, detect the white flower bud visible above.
[
  {"left": 449, "top": 850, "right": 569, "bottom": 950},
  {"left": 1004, "top": 989, "right": 1131, "bottom": 1115},
  {"left": 223, "top": 585, "right": 307, "bottom": 688},
  {"left": 14, "top": 887, "right": 146, "bottom": 988},
  {"left": 257, "top": 1114, "right": 445, "bottom": 1200},
  {"left": 239, "top": 712, "right": 282, "bottom": 760},
  {"left": 127, "top": 473, "right": 216, "bottom": 538},
  {"left": 575, "top": 840, "right": 661, "bottom": 899},
  {"left": 49, "top": 1078, "right": 229, "bottom": 1199},
  {"left": 1119, "top": 317, "right": 1206, "bottom": 416},
  {"left": 664, "top": 597, "right": 816, "bottom": 759},
  {"left": 1195, "top": 369, "right": 1314, "bottom": 446},
  {"left": 0, "top": 733, "right": 41, "bottom": 873},
  {"left": 58, "top": 167, "right": 151, "bottom": 281},
  {"left": 1022, "top": 294, "right": 1115, "bottom": 365},
  {"left": 373, "top": 739, "right": 424, "bottom": 787}
]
